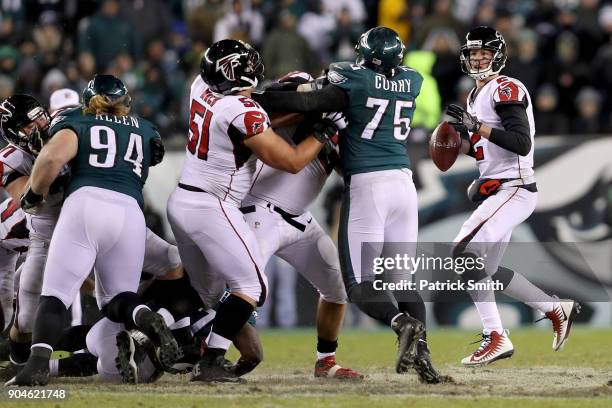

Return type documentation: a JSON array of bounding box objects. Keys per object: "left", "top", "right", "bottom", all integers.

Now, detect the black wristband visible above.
[{"left": 21, "top": 188, "right": 44, "bottom": 210}]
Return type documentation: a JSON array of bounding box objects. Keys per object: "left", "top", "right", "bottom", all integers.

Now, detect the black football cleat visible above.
[
  {"left": 115, "top": 329, "right": 164, "bottom": 384},
  {"left": 191, "top": 355, "right": 245, "bottom": 384},
  {"left": 167, "top": 342, "right": 200, "bottom": 375},
  {"left": 136, "top": 310, "right": 180, "bottom": 371},
  {"left": 5, "top": 355, "right": 50, "bottom": 386},
  {"left": 413, "top": 338, "right": 442, "bottom": 384},
  {"left": 115, "top": 330, "right": 138, "bottom": 384},
  {"left": 392, "top": 313, "right": 424, "bottom": 374}
]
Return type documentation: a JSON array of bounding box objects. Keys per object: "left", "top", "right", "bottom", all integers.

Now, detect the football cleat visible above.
[
  {"left": 191, "top": 355, "right": 245, "bottom": 383},
  {"left": 461, "top": 330, "right": 514, "bottom": 366},
  {"left": 413, "top": 338, "right": 442, "bottom": 384},
  {"left": 136, "top": 310, "right": 180, "bottom": 371},
  {"left": 115, "top": 330, "right": 164, "bottom": 384},
  {"left": 392, "top": 313, "right": 425, "bottom": 374},
  {"left": 545, "top": 299, "right": 580, "bottom": 351},
  {"left": 167, "top": 342, "right": 200, "bottom": 374},
  {"left": 5, "top": 355, "right": 50, "bottom": 386},
  {"left": 314, "top": 356, "right": 364, "bottom": 380},
  {"left": 115, "top": 330, "right": 138, "bottom": 384}
]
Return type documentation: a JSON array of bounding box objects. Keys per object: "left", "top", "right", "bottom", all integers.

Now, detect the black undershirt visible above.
[{"left": 489, "top": 103, "right": 532, "bottom": 156}]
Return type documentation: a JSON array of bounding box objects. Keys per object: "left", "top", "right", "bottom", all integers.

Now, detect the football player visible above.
[
  {"left": 7, "top": 74, "right": 177, "bottom": 386},
  {"left": 241, "top": 71, "right": 361, "bottom": 379},
  {"left": 0, "top": 197, "right": 28, "bottom": 331},
  {"left": 252, "top": 27, "right": 440, "bottom": 383},
  {"left": 0, "top": 94, "right": 66, "bottom": 374},
  {"left": 167, "top": 39, "right": 338, "bottom": 383},
  {"left": 445, "top": 26, "right": 579, "bottom": 365}
]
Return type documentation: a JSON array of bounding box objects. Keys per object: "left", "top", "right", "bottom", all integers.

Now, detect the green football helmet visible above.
[
  {"left": 355, "top": 26, "right": 405, "bottom": 75},
  {"left": 82, "top": 74, "right": 131, "bottom": 108}
]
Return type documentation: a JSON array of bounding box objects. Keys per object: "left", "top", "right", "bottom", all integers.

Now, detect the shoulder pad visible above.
[
  {"left": 327, "top": 62, "right": 365, "bottom": 85},
  {"left": 493, "top": 76, "right": 528, "bottom": 106}
]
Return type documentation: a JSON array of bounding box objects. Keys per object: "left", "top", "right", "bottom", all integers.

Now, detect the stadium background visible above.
[{"left": 1, "top": 0, "right": 611, "bottom": 328}]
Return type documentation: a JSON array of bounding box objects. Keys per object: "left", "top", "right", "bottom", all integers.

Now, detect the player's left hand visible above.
[
  {"left": 150, "top": 138, "right": 165, "bottom": 166},
  {"left": 322, "top": 111, "right": 346, "bottom": 130},
  {"left": 20, "top": 187, "right": 45, "bottom": 211},
  {"left": 312, "top": 118, "right": 339, "bottom": 143},
  {"left": 27, "top": 128, "right": 46, "bottom": 157},
  {"left": 447, "top": 104, "right": 481, "bottom": 133}
]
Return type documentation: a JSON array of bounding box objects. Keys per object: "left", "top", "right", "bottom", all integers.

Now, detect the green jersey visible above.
[
  {"left": 49, "top": 107, "right": 160, "bottom": 208},
  {"left": 327, "top": 62, "right": 423, "bottom": 176}
]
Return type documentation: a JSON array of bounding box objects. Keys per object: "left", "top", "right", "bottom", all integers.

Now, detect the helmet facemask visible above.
[
  {"left": 0, "top": 99, "right": 51, "bottom": 153},
  {"left": 238, "top": 47, "right": 265, "bottom": 92},
  {"left": 460, "top": 28, "right": 507, "bottom": 81}
]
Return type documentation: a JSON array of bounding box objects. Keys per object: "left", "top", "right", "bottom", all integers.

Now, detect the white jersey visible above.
[
  {"left": 178, "top": 75, "right": 271, "bottom": 205},
  {"left": 245, "top": 125, "right": 335, "bottom": 215},
  {"left": 466, "top": 75, "right": 535, "bottom": 180},
  {"left": 0, "top": 143, "right": 68, "bottom": 219},
  {"left": 0, "top": 144, "right": 34, "bottom": 186},
  {"left": 0, "top": 197, "right": 28, "bottom": 251}
]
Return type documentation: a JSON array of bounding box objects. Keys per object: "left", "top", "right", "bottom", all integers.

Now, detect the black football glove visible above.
[
  {"left": 312, "top": 118, "right": 339, "bottom": 143},
  {"left": 447, "top": 104, "right": 481, "bottom": 133},
  {"left": 150, "top": 138, "right": 165, "bottom": 166},
  {"left": 27, "top": 128, "right": 46, "bottom": 157},
  {"left": 20, "top": 187, "right": 44, "bottom": 211}
]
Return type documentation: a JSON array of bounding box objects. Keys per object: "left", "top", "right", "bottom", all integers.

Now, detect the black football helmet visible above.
[
  {"left": 460, "top": 26, "right": 507, "bottom": 80},
  {"left": 83, "top": 74, "right": 131, "bottom": 108},
  {"left": 200, "top": 39, "right": 264, "bottom": 95},
  {"left": 0, "top": 94, "right": 51, "bottom": 152},
  {"left": 355, "top": 26, "right": 405, "bottom": 76}
]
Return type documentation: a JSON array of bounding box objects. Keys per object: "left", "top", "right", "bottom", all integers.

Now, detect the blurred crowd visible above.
[{"left": 1, "top": 0, "right": 611, "bottom": 140}]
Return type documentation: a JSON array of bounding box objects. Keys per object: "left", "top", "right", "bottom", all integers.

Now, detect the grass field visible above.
[{"left": 1, "top": 327, "right": 611, "bottom": 407}]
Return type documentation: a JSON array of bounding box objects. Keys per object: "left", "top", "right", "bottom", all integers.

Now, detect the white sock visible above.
[
  {"left": 156, "top": 307, "right": 175, "bottom": 327},
  {"left": 132, "top": 304, "right": 151, "bottom": 325},
  {"left": 389, "top": 312, "right": 404, "bottom": 328},
  {"left": 528, "top": 301, "right": 554, "bottom": 314},
  {"left": 317, "top": 351, "right": 335, "bottom": 361},
  {"left": 49, "top": 359, "right": 59, "bottom": 376},
  {"left": 473, "top": 302, "right": 503, "bottom": 335},
  {"left": 207, "top": 332, "right": 232, "bottom": 350}
]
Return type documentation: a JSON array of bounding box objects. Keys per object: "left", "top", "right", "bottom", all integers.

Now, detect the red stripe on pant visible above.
[
  {"left": 455, "top": 187, "right": 520, "bottom": 255},
  {"left": 217, "top": 198, "right": 267, "bottom": 306}
]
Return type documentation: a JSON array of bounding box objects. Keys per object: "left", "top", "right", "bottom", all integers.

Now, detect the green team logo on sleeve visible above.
[{"left": 327, "top": 62, "right": 423, "bottom": 176}]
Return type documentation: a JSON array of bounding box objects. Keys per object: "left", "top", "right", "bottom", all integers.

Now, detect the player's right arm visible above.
[
  {"left": 245, "top": 127, "right": 326, "bottom": 174},
  {"left": 29, "top": 129, "right": 78, "bottom": 196}
]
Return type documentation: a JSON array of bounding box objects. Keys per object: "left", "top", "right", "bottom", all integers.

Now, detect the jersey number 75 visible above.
[{"left": 361, "top": 97, "right": 413, "bottom": 141}]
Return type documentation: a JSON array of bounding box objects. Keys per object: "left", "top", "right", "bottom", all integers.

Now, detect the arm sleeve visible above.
[
  {"left": 489, "top": 104, "right": 532, "bottom": 156},
  {"left": 251, "top": 85, "right": 349, "bottom": 113}
]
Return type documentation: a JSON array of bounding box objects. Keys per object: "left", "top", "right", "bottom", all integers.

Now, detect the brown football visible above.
[{"left": 429, "top": 121, "right": 461, "bottom": 172}]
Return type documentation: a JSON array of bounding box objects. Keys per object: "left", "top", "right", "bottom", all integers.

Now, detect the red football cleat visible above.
[
  {"left": 545, "top": 299, "right": 580, "bottom": 351},
  {"left": 461, "top": 330, "right": 514, "bottom": 366},
  {"left": 314, "top": 356, "right": 363, "bottom": 380}
]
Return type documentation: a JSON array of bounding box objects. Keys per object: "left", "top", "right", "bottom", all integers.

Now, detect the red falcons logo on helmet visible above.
[{"left": 216, "top": 53, "right": 242, "bottom": 81}]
